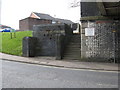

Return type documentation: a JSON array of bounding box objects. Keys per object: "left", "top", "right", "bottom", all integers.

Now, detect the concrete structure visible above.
[
  {"left": 22, "top": 24, "right": 73, "bottom": 59},
  {"left": 22, "top": 37, "right": 37, "bottom": 57},
  {"left": 22, "top": 2, "right": 119, "bottom": 63},
  {"left": 80, "top": 2, "right": 120, "bottom": 62}
]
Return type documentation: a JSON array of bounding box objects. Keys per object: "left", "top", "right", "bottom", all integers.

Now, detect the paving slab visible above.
[{"left": 0, "top": 53, "right": 119, "bottom": 71}]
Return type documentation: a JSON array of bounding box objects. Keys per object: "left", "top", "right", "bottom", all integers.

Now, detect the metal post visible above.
[
  {"left": 10, "top": 32, "right": 12, "bottom": 39},
  {"left": 14, "top": 32, "right": 16, "bottom": 38}
]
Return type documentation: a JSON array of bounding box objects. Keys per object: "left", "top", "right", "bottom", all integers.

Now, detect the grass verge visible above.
[{"left": 0, "top": 31, "right": 32, "bottom": 56}]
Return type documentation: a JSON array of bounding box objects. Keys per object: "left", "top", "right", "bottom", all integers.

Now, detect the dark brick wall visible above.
[
  {"left": 81, "top": 2, "right": 101, "bottom": 17},
  {"left": 29, "top": 18, "right": 52, "bottom": 30},
  {"left": 19, "top": 17, "right": 52, "bottom": 30},
  {"left": 33, "top": 24, "right": 64, "bottom": 56},
  {"left": 32, "top": 24, "right": 73, "bottom": 57},
  {"left": 81, "top": 20, "right": 120, "bottom": 62}
]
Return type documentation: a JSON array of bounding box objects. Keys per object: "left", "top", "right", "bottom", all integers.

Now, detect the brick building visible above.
[
  {"left": 19, "top": 17, "right": 52, "bottom": 30},
  {"left": 19, "top": 12, "right": 73, "bottom": 30}
]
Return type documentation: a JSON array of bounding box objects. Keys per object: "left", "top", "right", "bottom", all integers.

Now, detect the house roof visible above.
[
  {"left": 32, "top": 12, "right": 74, "bottom": 24},
  {"left": 33, "top": 12, "right": 54, "bottom": 20},
  {"left": 0, "top": 24, "right": 11, "bottom": 29},
  {"left": 55, "top": 18, "right": 74, "bottom": 24}
]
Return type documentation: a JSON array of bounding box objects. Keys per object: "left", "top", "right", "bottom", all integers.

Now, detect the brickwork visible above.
[
  {"left": 81, "top": 2, "right": 101, "bottom": 17},
  {"left": 29, "top": 18, "right": 52, "bottom": 30},
  {"left": 81, "top": 20, "right": 120, "bottom": 62},
  {"left": 32, "top": 24, "right": 73, "bottom": 57},
  {"left": 19, "top": 18, "right": 29, "bottom": 30},
  {"left": 19, "top": 17, "right": 52, "bottom": 30}
]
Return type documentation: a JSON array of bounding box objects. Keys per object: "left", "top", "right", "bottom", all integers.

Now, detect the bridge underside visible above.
[{"left": 80, "top": 1, "right": 120, "bottom": 62}]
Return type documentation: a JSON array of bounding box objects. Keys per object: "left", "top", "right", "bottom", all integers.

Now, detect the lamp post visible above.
[{"left": 112, "top": 30, "right": 116, "bottom": 63}]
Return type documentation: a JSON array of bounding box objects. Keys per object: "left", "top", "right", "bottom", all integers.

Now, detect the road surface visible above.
[{"left": 1, "top": 60, "right": 119, "bottom": 88}]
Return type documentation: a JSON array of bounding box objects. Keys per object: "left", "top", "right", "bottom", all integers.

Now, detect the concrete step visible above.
[
  {"left": 71, "top": 37, "right": 81, "bottom": 40},
  {"left": 65, "top": 49, "right": 81, "bottom": 51},
  {"left": 66, "top": 48, "right": 81, "bottom": 50},
  {"left": 69, "top": 41, "right": 80, "bottom": 43},
  {"left": 63, "top": 55, "right": 81, "bottom": 58},
  {"left": 63, "top": 56, "right": 81, "bottom": 58},
  {"left": 66, "top": 47, "right": 81, "bottom": 49},
  {"left": 70, "top": 38, "right": 80, "bottom": 40},
  {"left": 65, "top": 51, "right": 80, "bottom": 53},
  {"left": 64, "top": 53, "right": 81, "bottom": 56},
  {"left": 67, "top": 45, "right": 80, "bottom": 47},
  {"left": 63, "top": 57, "right": 81, "bottom": 60},
  {"left": 67, "top": 46, "right": 80, "bottom": 48},
  {"left": 69, "top": 43, "right": 80, "bottom": 44},
  {"left": 70, "top": 41, "right": 81, "bottom": 43},
  {"left": 63, "top": 35, "right": 81, "bottom": 60},
  {"left": 64, "top": 54, "right": 81, "bottom": 56},
  {"left": 70, "top": 39, "right": 80, "bottom": 41},
  {"left": 67, "top": 43, "right": 81, "bottom": 45},
  {"left": 66, "top": 45, "right": 81, "bottom": 47},
  {"left": 64, "top": 55, "right": 80, "bottom": 58},
  {"left": 70, "top": 42, "right": 80, "bottom": 44},
  {"left": 64, "top": 52, "right": 80, "bottom": 54},
  {"left": 64, "top": 51, "right": 80, "bottom": 53}
]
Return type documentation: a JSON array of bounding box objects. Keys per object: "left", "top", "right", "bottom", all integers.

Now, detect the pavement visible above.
[{"left": 0, "top": 52, "right": 119, "bottom": 71}]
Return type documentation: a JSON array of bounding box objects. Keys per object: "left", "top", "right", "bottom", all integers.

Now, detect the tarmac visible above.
[{"left": 0, "top": 52, "right": 119, "bottom": 71}]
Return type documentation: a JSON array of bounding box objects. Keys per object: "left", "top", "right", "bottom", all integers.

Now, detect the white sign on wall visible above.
[{"left": 85, "top": 28, "right": 95, "bottom": 36}]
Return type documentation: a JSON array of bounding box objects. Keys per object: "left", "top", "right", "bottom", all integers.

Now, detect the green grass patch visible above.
[{"left": 0, "top": 31, "right": 32, "bottom": 56}]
